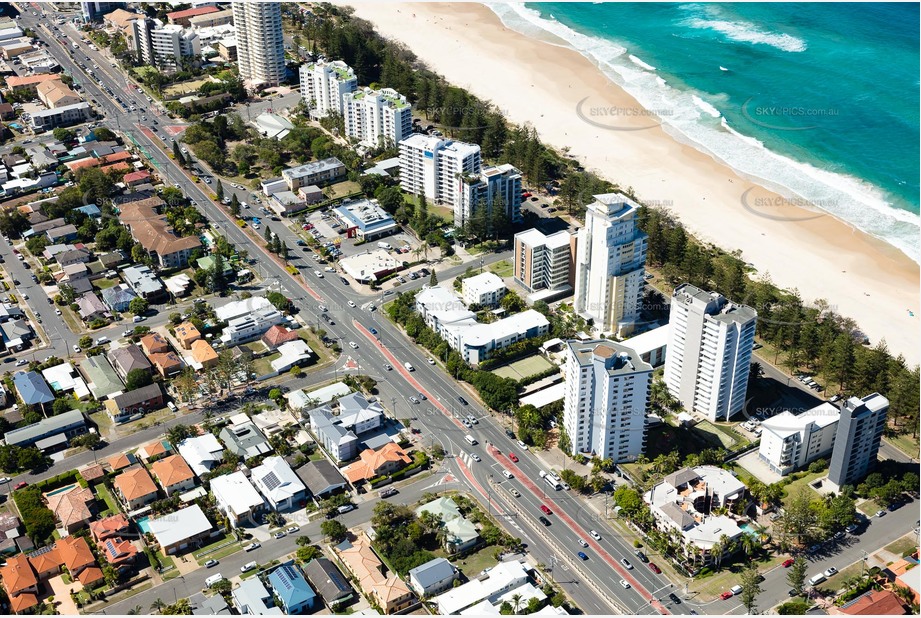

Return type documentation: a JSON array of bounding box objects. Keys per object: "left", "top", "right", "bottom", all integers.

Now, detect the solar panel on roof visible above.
[{"left": 262, "top": 472, "right": 281, "bottom": 490}]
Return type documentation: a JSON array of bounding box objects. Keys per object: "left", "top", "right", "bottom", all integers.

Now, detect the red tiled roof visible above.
[
  {"left": 262, "top": 324, "right": 299, "bottom": 347},
  {"left": 167, "top": 5, "right": 218, "bottom": 20},
  {"left": 0, "top": 554, "right": 37, "bottom": 596},
  {"left": 56, "top": 536, "right": 97, "bottom": 575},
  {"left": 90, "top": 513, "right": 130, "bottom": 542},
  {"left": 151, "top": 455, "right": 195, "bottom": 488},
  {"left": 114, "top": 467, "right": 158, "bottom": 502},
  {"left": 842, "top": 590, "right": 908, "bottom": 615},
  {"left": 9, "top": 592, "right": 39, "bottom": 613}
]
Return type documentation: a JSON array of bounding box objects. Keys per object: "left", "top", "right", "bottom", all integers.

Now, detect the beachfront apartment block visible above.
[
  {"left": 758, "top": 403, "right": 840, "bottom": 476},
  {"left": 664, "top": 284, "right": 757, "bottom": 422},
  {"left": 513, "top": 228, "right": 576, "bottom": 299},
  {"left": 343, "top": 87, "right": 413, "bottom": 148},
  {"left": 459, "top": 309, "right": 550, "bottom": 365},
  {"left": 131, "top": 17, "right": 201, "bottom": 71},
  {"left": 299, "top": 59, "right": 358, "bottom": 118},
  {"left": 455, "top": 164, "right": 523, "bottom": 229},
  {"left": 461, "top": 272, "right": 507, "bottom": 308},
  {"left": 827, "top": 394, "right": 888, "bottom": 491},
  {"left": 562, "top": 339, "right": 653, "bottom": 462},
  {"left": 399, "top": 134, "right": 482, "bottom": 210},
  {"left": 573, "top": 193, "right": 648, "bottom": 337},
  {"left": 231, "top": 1, "right": 285, "bottom": 86}
]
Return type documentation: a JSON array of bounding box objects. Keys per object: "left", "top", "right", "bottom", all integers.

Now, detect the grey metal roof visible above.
[
  {"left": 79, "top": 355, "right": 125, "bottom": 399},
  {"left": 112, "top": 383, "right": 163, "bottom": 409},
  {"left": 664, "top": 468, "right": 700, "bottom": 489},
  {"left": 660, "top": 502, "right": 696, "bottom": 530},
  {"left": 409, "top": 557, "right": 455, "bottom": 589},
  {"left": 12, "top": 371, "right": 54, "bottom": 405},
  {"left": 4, "top": 409, "right": 85, "bottom": 447},
  {"left": 296, "top": 460, "right": 346, "bottom": 497},
  {"left": 302, "top": 557, "right": 354, "bottom": 604}
]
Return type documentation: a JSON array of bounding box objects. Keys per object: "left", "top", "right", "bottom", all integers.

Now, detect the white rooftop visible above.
[
  {"left": 462, "top": 310, "right": 549, "bottom": 347},
  {"left": 463, "top": 272, "right": 506, "bottom": 296},
  {"left": 761, "top": 403, "right": 840, "bottom": 439},
  {"left": 148, "top": 504, "right": 212, "bottom": 549},
  {"left": 685, "top": 515, "right": 743, "bottom": 549},
  {"left": 177, "top": 434, "right": 224, "bottom": 477},
  {"left": 286, "top": 382, "right": 351, "bottom": 409},
  {"left": 251, "top": 456, "right": 305, "bottom": 504},
  {"left": 215, "top": 296, "right": 273, "bottom": 322},
  {"left": 518, "top": 382, "right": 565, "bottom": 409},
  {"left": 622, "top": 324, "right": 670, "bottom": 356},
  {"left": 41, "top": 362, "right": 90, "bottom": 398},
  {"left": 435, "top": 560, "right": 530, "bottom": 615},
  {"left": 270, "top": 340, "right": 313, "bottom": 373},
  {"left": 339, "top": 250, "right": 401, "bottom": 282},
  {"left": 211, "top": 471, "right": 264, "bottom": 518}
]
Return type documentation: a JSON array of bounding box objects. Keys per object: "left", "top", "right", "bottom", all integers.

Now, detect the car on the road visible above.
[
  {"left": 313, "top": 270, "right": 324, "bottom": 278},
  {"left": 782, "top": 558, "right": 795, "bottom": 568},
  {"left": 508, "top": 452, "right": 519, "bottom": 463},
  {"left": 876, "top": 509, "right": 887, "bottom": 517},
  {"left": 619, "top": 579, "right": 630, "bottom": 589},
  {"left": 470, "top": 453, "right": 481, "bottom": 463},
  {"left": 720, "top": 591, "right": 734, "bottom": 600},
  {"left": 15, "top": 359, "right": 27, "bottom": 367},
  {"left": 379, "top": 487, "right": 398, "bottom": 498},
  {"left": 620, "top": 558, "right": 633, "bottom": 569},
  {"left": 634, "top": 550, "right": 648, "bottom": 563},
  {"left": 577, "top": 538, "right": 588, "bottom": 548},
  {"left": 409, "top": 396, "right": 420, "bottom": 404},
  {"left": 427, "top": 357, "right": 435, "bottom": 365},
  {"left": 457, "top": 396, "right": 468, "bottom": 406},
  {"left": 318, "top": 305, "right": 328, "bottom": 312},
  {"left": 273, "top": 532, "right": 286, "bottom": 540},
  {"left": 509, "top": 487, "right": 521, "bottom": 498},
  {"left": 502, "top": 470, "right": 513, "bottom": 479},
  {"left": 369, "top": 328, "right": 378, "bottom": 335},
  {"left": 589, "top": 530, "right": 601, "bottom": 541},
  {"left": 123, "top": 330, "right": 134, "bottom": 337},
  {"left": 204, "top": 559, "right": 218, "bottom": 568},
  {"left": 540, "top": 505, "right": 552, "bottom": 515},
  {"left": 461, "top": 419, "right": 472, "bottom": 428},
  {"left": 286, "top": 526, "right": 300, "bottom": 534},
  {"left": 55, "top": 309, "right": 61, "bottom": 315},
  {"left": 0, "top": 476, "right": 9, "bottom": 485},
  {"left": 538, "top": 516, "right": 551, "bottom": 526},
  {"left": 241, "top": 561, "right": 257, "bottom": 572},
  {"left": 383, "top": 363, "right": 392, "bottom": 371},
  {"left": 648, "top": 563, "right": 662, "bottom": 574},
  {"left": 505, "top": 429, "right": 516, "bottom": 439},
  {"left": 14, "top": 481, "right": 27, "bottom": 490},
  {"left": 668, "top": 593, "right": 682, "bottom": 605},
  {"left": 845, "top": 523, "right": 859, "bottom": 534},
  {"left": 823, "top": 567, "right": 838, "bottom": 578},
  {"left": 418, "top": 393, "right": 427, "bottom": 401},
  {"left": 516, "top": 440, "right": 528, "bottom": 450},
  {"left": 347, "top": 300, "right": 356, "bottom": 308},
  {"left": 466, "top": 414, "right": 478, "bottom": 424},
  {"left": 348, "top": 341, "right": 358, "bottom": 349},
  {"left": 73, "top": 346, "right": 81, "bottom": 353},
  {"left": 577, "top": 551, "right": 588, "bottom": 561},
  {"left": 337, "top": 504, "right": 355, "bottom": 515},
  {"left": 243, "top": 543, "right": 260, "bottom": 552}
]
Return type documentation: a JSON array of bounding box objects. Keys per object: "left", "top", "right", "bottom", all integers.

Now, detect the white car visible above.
[
  {"left": 55, "top": 309, "right": 62, "bottom": 315},
  {"left": 427, "top": 357, "right": 436, "bottom": 365},
  {"left": 516, "top": 440, "right": 528, "bottom": 450},
  {"left": 620, "top": 579, "right": 631, "bottom": 589},
  {"left": 15, "top": 359, "right": 26, "bottom": 366},
  {"left": 349, "top": 341, "right": 358, "bottom": 349},
  {"left": 240, "top": 561, "right": 257, "bottom": 573},
  {"left": 314, "top": 270, "right": 324, "bottom": 278},
  {"left": 470, "top": 453, "right": 481, "bottom": 462},
  {"left": 347, "top": 301, "right": 356, "bottom": 308},
  {"left": 502, "top": 470, "right": 514, "bottom": 479},
  {"left": 73, "top": 346, "right": 81, "bottom": 353},
  {"left": 578, "top": 539, "right": 589, "bottom": 548},
  {"left": 589, "top": 530, "right": 602, "bottom": 541}
]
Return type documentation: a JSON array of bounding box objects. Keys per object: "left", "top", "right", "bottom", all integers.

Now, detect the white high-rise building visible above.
[
  {"left": 513, "top": 229, "right": 576, "bottom": 294},
  {"left": 664, "top": 284, "right": 757, "bottom": 422},
  {"left": 562, "top": 339, "right": 652, "bottom": 462},
  {"left": 298, "top": 59, "right": 357, "bottom": 119},
  {"left": 758, "top": 404, "right": 840, "bottom": 476},
  {"left": 827, "top": 394, "right": 888, "bottom": 491},
  {"left": 132, "top": 18, "right": 201, "bottom": 71},
  {"left": 343, "top": 87, "right": 413, "bottom": 148},
  {"left": 232, "top": 2, "right": 285, "bottom": 86},
  {"left": 456, "top": 164, "right": 523, "bottom": 229},
  {"left": 399, "top": 134, "right": 481, "bottom": 211},
  {"left": 573, "top": 193, "right": 648, "bottom": 337}
]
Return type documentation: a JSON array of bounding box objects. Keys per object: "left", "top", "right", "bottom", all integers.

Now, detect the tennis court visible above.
[{"left": 491, "top": 354, "right": 555, "bottom": 381}]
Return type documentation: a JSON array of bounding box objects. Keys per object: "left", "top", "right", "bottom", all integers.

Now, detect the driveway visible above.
[{"left": 47, "top": 573, "right": 80, "bottom": 615}]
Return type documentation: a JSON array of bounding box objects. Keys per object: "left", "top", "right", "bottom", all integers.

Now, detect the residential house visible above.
[
  {"left": 147, "top": 504, "right": 214, "bottom": 555},
  {"left": 45, "top": 485, "right": 95, "bottom": 534},
  {"left": 118, "top": 197, "right": 202, "bottom": 268},
  {"left": 151, "top": 455, "right": 197, "bottom": 496},
  {"left": 46, "top": 224, "right": 78, "bottom": 244},
  {"left": 251, "top": 456, "right": 306, "bottom": 511},
  {"left": 149, "top": 351, "right": 183, "bottom": 377},
  {"left": 2, "top": 409, "right": 86, "bottom": 451},
  {"left": 336, "top": 537, "right": 414, "bottom": 613},
  {"left": 0, "top": 513, "right": 22, "bottom": 556},
  {"left": 302, "top": 557, "right": 354, "bottom": 609},
  {"left": 1, "top": 320, "right": 33, "bottom": 351},
  {"left": 75, "top": 292, "right": 109, "bottom": 322},
  {"left": 137, "top": 439, "right": 172, "bottom": 463},
  {"left": 343, "top": 443, "right": 412, "bottom": 485},
  {"left": 56, "top": 248, "right": 92, "bottom": 268},
  {"left": 27, "top": 548, "right": 60, "bottom": 583},
  {"left": 189, "top": 591, "right": 231, "bottom": 616},
  {"left": 97, "top": 535, "right": 138, "bottom": 572},
  {"left": 296, "top": 460, "right": 347, "bottom": 499},
  {"left": 219, "top": 307, "right": 287, "bottom": 346},
  {"left": 211, "top": 472, "right": 264, "bottom": 527},
  {"left": 12, "top": 371, "right": 54, "bottom": 407},
  {"left": 123, "top": 170, "right": 151, "bottom": 186},
  {"left": 101, "top": 284, "right": 138, "bottom": 313},
  {"left": 218, "top": 420, "right": 271, "bottom": 460},
  {"left": 56, "top": 536, "right": 104, "bottom": 588},
  {"left": 337, "top": 392, "right": 384, "bottom": 435},
  {"left": 840, "top": 590, "right": 909, "bottom": 615},
  {"left": 308, "top": 405, "right": 359, "bottom": 462},
  {"left": 113, "top": 467, "right": 159, "bottom": 511},
  {"left": 139, "top": 332, "right": 170, "bottom": 356},
  {"left": 105, "top": 383, "right": 164, "bottom": 424},
  {"left": 89, "top": 514, "right": 131, "bottom": 543},
  {"left": 433, "top": 560, "right": 532, "bottom": 615},
  {"left": 261, "top": 324, "right": 299, "bottom": 350},
  {"left": 177, "top": 434, "right": 224, "bottom": 477},
  {"left": 0, "top": 554, "right": 40, "bottom": 614},
  {"left": 408, "top": 558, "right": 458, "bottom": 598},
  {"left": 268, "top": 562, "right": 317, "bottom": 614},
  {"left": 416, "top": 497, "right": 481, "bottom": 554},
  {"left": 108, "top": 345, "right": 153, "bottom": 380},
  {"left": 79, "top": 355, "right": 124, "bottom": 400},
  {"left": 122, "top": 265, "right": 167, "bottom": 302},
  {"left": 232, "top": 577, "right": 282, "bottom": 615},
  {"left": 107, "top": 452, "right": 138, "bottom": 472},
  {"left": 190, "top": 339, "right": 218, "bottom": 369},
  {"left": 175, "top": 322, "right": 201, "bottom": 349},
  {"left": 270, "top": 340, "right": 313, "bottom": 373},
  {"left": 41, "top": 362, "right": 90, "bottom": 399}
]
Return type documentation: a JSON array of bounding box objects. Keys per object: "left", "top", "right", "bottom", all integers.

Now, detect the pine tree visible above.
[
  {"left": 429, "top": 270, "right": 438, "bottom": 286},
  {"left": 230, "top": 194, "right": 240, "bottom": 216},
  {"left": 280, "top": 242, "right": 288, "bottom": 261},
  {"left": 264, "top": 226, "right": 273, "bottom": 248},
  {"left": 210, "top": 253, "right": 227, "bottom": 292},
  {"left": 172, "top": 141, "right": 183, "bottom": 163},
  {"left": 216, "top": 180, "right": 224, "bottom": 202}
]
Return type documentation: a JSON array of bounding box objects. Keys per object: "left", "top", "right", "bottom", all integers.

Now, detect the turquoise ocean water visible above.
[{"left": 489, "top": 3, "right": 920, "bottom": 262}]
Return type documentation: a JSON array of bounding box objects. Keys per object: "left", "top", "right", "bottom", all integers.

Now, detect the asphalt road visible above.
[{"left": 12, "top": 10, "right": 918, "bottom": 616}]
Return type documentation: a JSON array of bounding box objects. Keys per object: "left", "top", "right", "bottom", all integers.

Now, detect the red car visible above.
[
  {"left": 540, "top": 505, "right": 552, "bottom": 515},
  {"left": 13, "top": 481, "right": 27, "bottom": 490},
  {"left": 522, "top": 192, "right": 532, "bottom": 199},
  {"left": 720, "top": 591, "right": 734, "bottom": 600},
  {"left": 648, "top": 563, "right": 661, "bottom": 574},
  {"left": 508, "top": 452, "right": 519, "bottom": 463},
  {"left": 782, "top": 558, "right": 795, "bottom": 568}
]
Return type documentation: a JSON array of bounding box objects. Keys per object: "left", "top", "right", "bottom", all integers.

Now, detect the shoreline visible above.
[{"left": 349, "top": 2, "right": 919, "bottom": 366}]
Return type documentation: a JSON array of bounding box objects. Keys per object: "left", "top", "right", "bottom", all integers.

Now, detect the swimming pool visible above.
[
  {"left": 45, "top": 483, "right": 77, "bottom": 497},
  {"left": 739, "top": 522, "right": 759, "bottom": 536},
  {"left": 137, "top": 517, "right": 152, "bottom": 534}
]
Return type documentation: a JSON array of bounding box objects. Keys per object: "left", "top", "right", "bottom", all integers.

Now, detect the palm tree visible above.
[
  {"left": 510, "top": 593, "right": 524, "bottom": 613},
  {"left": 127, "top": 606, "right": 142, "bottom": 615},
  {"left": 150, "top": 599, "right": 166, "bottom": 614}
]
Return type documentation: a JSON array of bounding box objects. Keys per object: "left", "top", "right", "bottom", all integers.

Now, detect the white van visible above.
[
  {"left": 538, "top": 470, "right": 548, "bottom": 479},
  {"left": 808, "top": 573, "right": 826, "bottom": 586},
  {"left": 166, "top": 401, "right": 178, "bottom": 412},
  {"left": 205, "top": 573, "right": 225, "bottom": 588},
  {"left": 729, "top": 584, "right": 743, "bottom": 595},
  {"left": 377, "top": 241, "right": 392, "bottom": 250},
  {"left": 544, "top": 476, "right": 562, "bottom": 490},
  {"left": 464, "top": 435, "right": 478, "bottom": 446},
  {"left": 404, "top": 362, "right": 415, "bottom": 372}
]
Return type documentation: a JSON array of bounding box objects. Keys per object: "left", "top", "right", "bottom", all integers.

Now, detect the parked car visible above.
[
  {"left": 273, "top": 532, "right": 286, "bottom": 540},
  {"left": 648, "top": 563, "right": 662, "bottom": 574},
  {"left": 241, "top": 561, "right": 257, "bottom": 572},
  {"left": 720, "top": 591, "right": 734, "bottom": 600},
  {"left": 782, "top": 558, "right": 795, "bottom": 568},
  {"left": 379, "top": 487, "right": 398, "bottom": 498},
  {"left": 243, "top": 543, "right": 260, "bottom": 552},
  {"left": 204, "top": 559, "right": 218, "bottom": 568}
]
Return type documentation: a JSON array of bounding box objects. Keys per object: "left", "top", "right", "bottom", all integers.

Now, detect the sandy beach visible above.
[{"left": 349, "top": 2, "right": 919, "bottom": 366}]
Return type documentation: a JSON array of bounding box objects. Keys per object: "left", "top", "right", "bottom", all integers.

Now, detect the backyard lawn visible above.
[
  {"left": 781, "top": 471, "right": 825, "bottom": 507},
  {"left": 95, "top": 483, "right": 120, "bottom": 516},
  {"left": 453, "top": 545, "right": 501, "bottom": 580}
]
